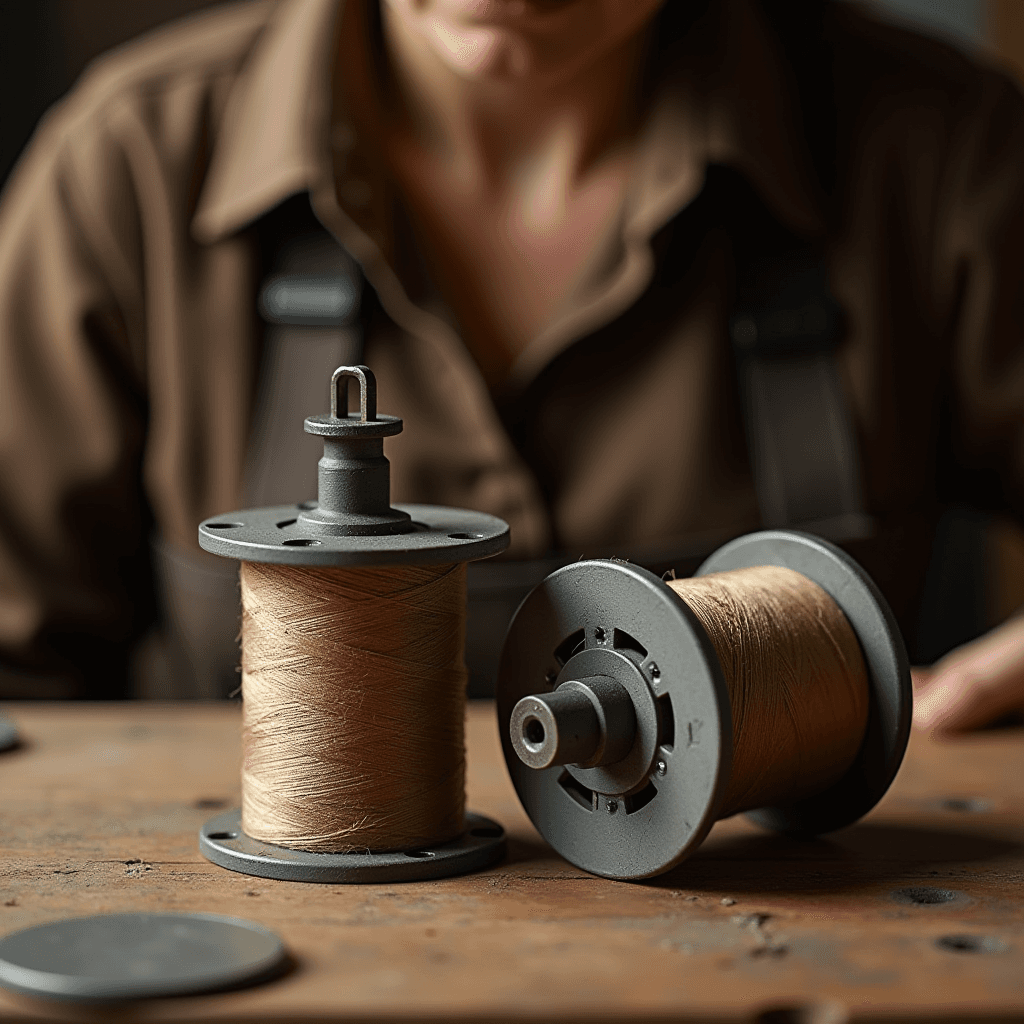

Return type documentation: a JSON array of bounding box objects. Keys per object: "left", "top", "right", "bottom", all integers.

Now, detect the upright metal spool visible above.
[
  {"left": 198, "top": 365, "right": 509, "bottom": 882},
  {"left": 498, "top": 531, "right": 912, "bottom": 880}
]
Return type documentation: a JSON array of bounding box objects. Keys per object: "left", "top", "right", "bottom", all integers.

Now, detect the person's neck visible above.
[{"left": 380, "top": 7, "right": 650, "bottom": 193}]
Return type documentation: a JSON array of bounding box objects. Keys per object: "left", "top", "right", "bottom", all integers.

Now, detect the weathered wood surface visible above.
[{"left": 0, "top": 702, "right": 1021, "bottom": 1023}]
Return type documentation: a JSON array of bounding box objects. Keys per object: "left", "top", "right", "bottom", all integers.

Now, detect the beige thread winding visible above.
[
  {"left": 667, "top": 566, "right": 870, "bottom": 817},
  {"left": 239, "top": 560, "right": 467, "bottom": 853}
]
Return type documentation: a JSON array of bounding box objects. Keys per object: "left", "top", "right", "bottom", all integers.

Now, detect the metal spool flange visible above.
[
  {"left": 200, "top": 810, "right": 506, "bottom": 884},
  {"left": 198, "top": 366, "right": 509, "bottom": 882},
  {"left": 497, "top": 530, "right": 910, "bottom": 880}
]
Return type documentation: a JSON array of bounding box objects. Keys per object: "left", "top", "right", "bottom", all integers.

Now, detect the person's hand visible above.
[{"left": 913, "top": 614, "right": 1024, "bottom": 733}]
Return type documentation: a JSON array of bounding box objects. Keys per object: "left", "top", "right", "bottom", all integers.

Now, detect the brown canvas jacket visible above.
[{"left": 1, "top": 0, "right": 1023, "bottom": 696}]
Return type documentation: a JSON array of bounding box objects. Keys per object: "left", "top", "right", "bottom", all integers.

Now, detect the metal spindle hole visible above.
[{"left": 523, "top": 717, "right": 545, "bottom": 750}]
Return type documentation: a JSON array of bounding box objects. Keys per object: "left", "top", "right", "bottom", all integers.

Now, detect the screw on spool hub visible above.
[
  {"left": 199, "top": 365, "right": 510, "bottom": 882},
  {"left": 497, "top": 531, "right": 911, "bottom": 880}
]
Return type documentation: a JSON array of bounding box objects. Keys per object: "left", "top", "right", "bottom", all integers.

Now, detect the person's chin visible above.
[{"left": 431, "top": 23, "right": 535, "bottom": 80}]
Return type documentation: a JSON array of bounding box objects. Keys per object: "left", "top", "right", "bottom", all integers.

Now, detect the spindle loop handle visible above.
[{"left": 331, "top": 365, "right": 377, "bottom": 422}]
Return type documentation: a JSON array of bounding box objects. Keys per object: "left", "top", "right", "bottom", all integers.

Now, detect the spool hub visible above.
[
  {"left": 497, "top": 531, "right": 911, "bottom": 880},
  {"left": 199, "top": 366, "right": 509, "bottom": 882}
]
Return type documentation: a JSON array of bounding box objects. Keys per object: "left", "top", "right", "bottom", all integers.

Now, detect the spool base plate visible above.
[
  {"left": 0, "top": 913, "right": 286, "bottom": 1002},
  {"left": 200, "top": 810, "right": 506, "bottom": 883}
]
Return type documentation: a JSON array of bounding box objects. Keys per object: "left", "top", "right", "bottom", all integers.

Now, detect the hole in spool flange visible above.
[
  {"left": 448, "top": 532, "right": 484, "bottom": 540},
  {"left": 657, "top": 692, "right": 675, "bottom": 750},
  {"left": 558, "top": 770, "right": 595, "bottom": 811},
  {"left": 405, "top": 850, "right": 436, "bottom": 859},
  {"left": 470, "top": 827, "right": 503, "bottom": 839},
  {"left": 623, "top": 780, "right": 658, "bottom": 814},
  {"left": 276, "top": 518, "right": 297, "bottom": 529},
  {"left": 935, "top": 934, "right": 1009, "bottom": 954},
  {"left": 613, "top": 627, "right": 647, "bottom": 659},
  {"left": 523, "top": 718, "right": 545, "bottom": 748},
  {"left": 553, "top": 629, "right": 585, "bottom": 667},
  {"left": 207, "top": 831, "right": 239, "bottom": 841},
  {"left": 207, "top": 522, "right": 243, "bottom": 530},
  {"left": 282, "top": 538, "right": 321, "bottom": 547}
]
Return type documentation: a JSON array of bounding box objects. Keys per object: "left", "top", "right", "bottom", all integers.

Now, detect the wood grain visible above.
[{"left": 0, "top": 701, "right": 1021, "bottom": 1023}]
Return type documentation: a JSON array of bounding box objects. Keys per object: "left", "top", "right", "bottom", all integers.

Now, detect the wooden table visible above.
[{"left": 0, "top": 702, "right": 1021, "bottom": 1023}]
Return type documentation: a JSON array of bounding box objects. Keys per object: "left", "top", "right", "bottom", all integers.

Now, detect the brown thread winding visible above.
[
  {"left": 239, "top": 560, "right": 467, "bottom": 853},
  {"left": 667, "top": 566, "right": 869, "bottom": 817}
]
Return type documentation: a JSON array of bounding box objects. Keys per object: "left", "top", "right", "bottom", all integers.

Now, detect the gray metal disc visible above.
[
  {"left": 199, "top": 503, "right": 508, "bottom": 566},
  {"left": 0, "top": 913, "right": 286, "bottom": 1002},
  {"left": 0, "top": 715, "right": 17, "bottom": 752},
  {"left": 200, "top": 810, "right": 506, "bottom": 883},
  {"left": 696, "top": 529, "right": 912, "bottom": 836},
  {"left": 497, "top": 560, "right": 732, "bottom": 880}
]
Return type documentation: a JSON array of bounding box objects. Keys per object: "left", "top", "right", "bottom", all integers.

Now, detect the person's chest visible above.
[{"left": 384, "top": 136, "right": 635, "bottom": 390}]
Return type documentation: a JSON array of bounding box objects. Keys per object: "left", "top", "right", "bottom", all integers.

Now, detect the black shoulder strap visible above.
[
  {"left": 730, "top": 235, "right": 872, "bottom": 540},
  {"left": 244, "top": 193, "right": 364, "bottom": 509},
  {"left": 723, "top": 2, "right": 872, "bottom": 541}
]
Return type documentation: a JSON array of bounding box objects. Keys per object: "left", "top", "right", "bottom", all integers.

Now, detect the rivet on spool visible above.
[
  {"left": 198, "top": 365, "right": 510, "bottom": 883},
  {"left": 497, "top": 531, "right": 912, "bottom": 880}
]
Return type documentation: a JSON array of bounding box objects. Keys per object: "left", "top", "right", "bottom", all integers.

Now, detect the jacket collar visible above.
[
  {"left": 192, "top": 0, "right": 340, "bottom": 243},
  {"left": 510, "top": 0, "right": 827, "bottom": 386}
]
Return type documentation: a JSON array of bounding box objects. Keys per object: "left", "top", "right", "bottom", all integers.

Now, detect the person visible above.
[{"left": 0, "top": 0, "right": 1022, "bottom": 730}]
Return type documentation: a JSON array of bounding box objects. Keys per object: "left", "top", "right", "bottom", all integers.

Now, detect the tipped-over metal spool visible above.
[
  {"left": 199, "top": 365, "right": 509, "bottom": 882},
  {"left": 497, "top": 530, "right": 912, "bottom": 880}
]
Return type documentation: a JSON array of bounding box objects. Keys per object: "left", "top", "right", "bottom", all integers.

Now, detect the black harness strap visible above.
[
  {"left": 243, "top": 196, "right": 364, "bottom": 510},
  {"left": 731, "top": 251, "right": 871, "bottom": 540}
]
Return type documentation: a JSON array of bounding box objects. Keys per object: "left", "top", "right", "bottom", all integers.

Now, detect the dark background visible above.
[{"left": 0, "top": 1, "right": 221, "bottom": 189}]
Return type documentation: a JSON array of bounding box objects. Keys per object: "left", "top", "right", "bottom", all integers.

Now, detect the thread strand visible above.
[
  {"left": 668, "top": 565, "right": 869, "bottom": 818},
  {"left": 240, "top": 560, "right": 467, "bottom": 853}
]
